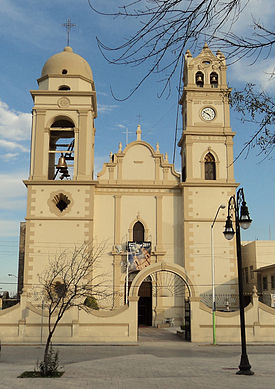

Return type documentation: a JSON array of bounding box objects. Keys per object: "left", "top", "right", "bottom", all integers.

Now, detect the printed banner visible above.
[{"left": 127, "top": 241, "right": 151, "bottom": 271}]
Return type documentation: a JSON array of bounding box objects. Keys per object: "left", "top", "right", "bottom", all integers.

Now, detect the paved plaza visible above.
[{"left": 0, "top": 328, "right": 275, "bottom": 388}]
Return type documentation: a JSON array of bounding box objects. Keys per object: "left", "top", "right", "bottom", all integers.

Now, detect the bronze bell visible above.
[
  {"left": 196, "top": 75, "right": 203, "bottom": 82},
  {"left": 57, "top": 153, "right": 68, "bottom": 169},
  {"left": 211, "top": 75, "right": 217, "bottom": 82}
]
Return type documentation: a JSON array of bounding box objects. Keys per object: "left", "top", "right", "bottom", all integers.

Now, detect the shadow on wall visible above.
[{"left": 200, "top": 278, "right": 252, "bottom": 311}]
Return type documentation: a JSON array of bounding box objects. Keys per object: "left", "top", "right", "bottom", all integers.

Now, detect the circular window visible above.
[{"left": 62, "top": 69, "right": 68, "bottom": 75}]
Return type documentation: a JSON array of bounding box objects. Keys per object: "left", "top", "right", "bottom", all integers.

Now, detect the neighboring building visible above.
[{"left": 242, "top": 241, "right": 275, "bottom": 306}]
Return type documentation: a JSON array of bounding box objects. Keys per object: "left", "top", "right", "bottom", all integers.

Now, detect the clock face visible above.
[{"left": 201, "top": 107, "right": 216, "bottom": 121}]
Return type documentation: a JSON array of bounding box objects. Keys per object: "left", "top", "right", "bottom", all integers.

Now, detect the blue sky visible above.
[{"left": 0, "top": 0, "right": 274, "bottom": 294}]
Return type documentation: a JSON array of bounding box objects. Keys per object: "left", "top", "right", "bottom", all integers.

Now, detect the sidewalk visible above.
[{"left": 0, "top": 329, "right": 275, "bottom": 388}]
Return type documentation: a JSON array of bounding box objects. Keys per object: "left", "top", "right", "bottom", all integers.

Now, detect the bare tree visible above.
[
  {"left": 231, "top": 83, "right": 275, "bottom": 161},
  {"left": 89, "top": 0, "right": 274, "bottom": 98},
  {"left": 88, "top": 0, "right": 274, "bottom": 158},
  {"left": 37, "top": 242, "right": 108, "bottom": 375}
]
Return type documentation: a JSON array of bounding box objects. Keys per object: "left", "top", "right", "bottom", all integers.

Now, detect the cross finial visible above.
[{"left": 63, "top": 18, "right": 76, "bottom": 46}]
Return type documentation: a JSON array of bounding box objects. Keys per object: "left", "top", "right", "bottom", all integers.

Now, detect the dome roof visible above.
[{"left": 41, "top": 46, "right": 93, "bottom": 81}]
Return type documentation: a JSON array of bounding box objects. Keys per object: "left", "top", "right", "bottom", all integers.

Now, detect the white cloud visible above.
[
  {"left": 97, "top": 103, "right": 119, "bottom": 113},
  {"left": 230, "top": 0, "right": 274, "bottom": 35},
  {"left": 0, "top": 100, "right": 31, "bottom": 141},
  {"left": 230, "top": 59, "right": 275, "bottom": 91},
  {"left": 0, "top": 173, "right": 27, "bottom": 211},
  {"left": 0, "top": 153, "right": 19, "bottom": 161},
  {"left": 97, "top": 91, "right": 109, "bottom": 97},
  {"left": 116, "top": 124, "right": 127, "bottom": 129},
  {"left": 0, "top": 139, "right": 28, "bottom": 152}
]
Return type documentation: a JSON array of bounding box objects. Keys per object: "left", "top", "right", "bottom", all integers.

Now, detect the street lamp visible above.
[
  {"left": 211, "top": 204, "right": 226, "bottom": 345},
  {"left": 223, "top": 187, "right": 254, "bottom": 375}
]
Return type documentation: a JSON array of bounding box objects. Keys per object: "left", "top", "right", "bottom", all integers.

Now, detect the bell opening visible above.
[{"left": 48, "top": 119, "right": 75, "bottom": 180}]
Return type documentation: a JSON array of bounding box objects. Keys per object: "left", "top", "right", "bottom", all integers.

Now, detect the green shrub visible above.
[
  {"left": 84, "top": 296, "right": 99, "bottom": 310},
  {"left": 37, "top": 343, "right": 62, "bottom": 377}
]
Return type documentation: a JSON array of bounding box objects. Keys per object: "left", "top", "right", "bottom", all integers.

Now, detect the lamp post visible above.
[
  {"left": 211, "top": 204, "right": 226, "bottom": 345},
  {"left": 223, "top": 187, "right": 254, "bottom": 375}
]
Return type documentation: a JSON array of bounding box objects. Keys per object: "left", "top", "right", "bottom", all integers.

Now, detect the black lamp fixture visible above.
[{"left": 223, "top": 187, "right": 254, "bottom": 375}]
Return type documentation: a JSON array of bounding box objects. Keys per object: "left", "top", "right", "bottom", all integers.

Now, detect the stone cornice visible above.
[
  {"left": 30, "top": 90, "right": 96, "bottom": 97},
  {"left": 23, "top": 180, "right": 97, "bottom": 186}
]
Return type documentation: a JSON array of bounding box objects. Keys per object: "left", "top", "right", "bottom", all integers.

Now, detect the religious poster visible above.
[{"left": 127, "top": 241, "right": 151, "bottom": 271}]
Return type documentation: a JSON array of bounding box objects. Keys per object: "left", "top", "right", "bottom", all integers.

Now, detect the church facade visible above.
[{"left": 4, "top": 44, "right": 275, "bottom": 344}]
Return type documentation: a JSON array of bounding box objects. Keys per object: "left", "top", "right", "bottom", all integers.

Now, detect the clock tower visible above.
[{"left": 178, "top": 43, "right": 238, "bottom": 303}]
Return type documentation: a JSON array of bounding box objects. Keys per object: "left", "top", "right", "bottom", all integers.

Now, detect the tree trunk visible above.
[{"left": 43, "top": 331, "right": 54, "bottom": 375}]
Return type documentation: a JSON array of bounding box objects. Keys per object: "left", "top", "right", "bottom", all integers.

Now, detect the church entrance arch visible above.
[{"left": 129, "top": 263, "right": 195, "bottom": 338}]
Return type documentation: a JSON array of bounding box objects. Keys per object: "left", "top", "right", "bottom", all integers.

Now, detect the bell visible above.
[
  {"left": 211, "top": 75, "right": 217, "bottom": 82},
  {"left": 196, "top": 75, "right": 203, "bottom": 82},
  {"left": 57, "top": 154, "right": 67, "bottom": 169}
]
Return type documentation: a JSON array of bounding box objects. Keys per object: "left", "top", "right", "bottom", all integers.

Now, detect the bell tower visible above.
[
  {"left": 22, "top": 47, "right": 97, "bottom": 294},
  {"left": 178, "top": 44, "right": 238, "bottom": 304},
  {"left": 29, "top": 46, "right": 97, "bottom": 181}
]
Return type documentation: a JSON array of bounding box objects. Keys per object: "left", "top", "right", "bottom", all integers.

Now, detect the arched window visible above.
[
  {"left": 204, "top": 152, "right": 216, "bottom": 180},
  {"left": 195, "top": 71, "right": 204, "bottom": 87},
  {"left": 48, "top": 119, "right": 75, "bottom": 180},
  {"left": 210, "top": 72, "right": 218, "bottom": 88},
  {"left": 51, "top": 119, "right": 74, "bottom": 128},
  {"left": 133, "top": 221, "right": 144, "bottom": 242},
  {"left": 58, "top": 85, "right": 71, "bottom": 91}
]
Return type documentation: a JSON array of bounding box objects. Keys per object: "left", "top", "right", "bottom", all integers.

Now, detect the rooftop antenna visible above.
[
  {"left": 63, "top": 18, "right": 76, "bottom": 46},
  {"left": 122, "top": 127, "right": 133, "bottom": 145},
  {"left": 137, "top": 113, "right": 142, "bottom": 124}
]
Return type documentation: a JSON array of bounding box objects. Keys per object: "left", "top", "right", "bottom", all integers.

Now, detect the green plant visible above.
[
  {"left": 37, "top": 343, "right": 62, "bottom": 377},
  {"left": 84, "top": 295, "right": 99, "bottom": 310}
]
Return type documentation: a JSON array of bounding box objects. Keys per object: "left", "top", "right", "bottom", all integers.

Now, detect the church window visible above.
[
  {"left": 48, "top": 119, "right": 75, "bottom": 180},
  {"left": 210, "top": 72, "right": 218, "bottom": 88},
  {"left": 59, "top": 85, "right": 71, "bottom": 91},
  {"left": 195, "top": 71, "right": 204, "bottom": 87},
  {"left": 133, "top": 221, "right": 144, "bottom": 242},
  {"left": 62, "top": 69, "right": 68, "bottom": 74},
  {"left": 204, "top": 152, "right": 216, "bottom": 180}
]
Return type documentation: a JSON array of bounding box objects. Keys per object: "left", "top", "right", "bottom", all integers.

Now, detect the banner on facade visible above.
[{"left": 127, "top": 241, "right": 151, "bottom": 271}]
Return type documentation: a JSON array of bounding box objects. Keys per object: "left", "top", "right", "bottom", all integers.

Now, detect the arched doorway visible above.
[
  {"left": 129, "top": 266, "right": 192, "bottom": 338},
  {"left": 138, "top": 276, "right": 152, "bottom": 326},
  {"left": 128, "top": 272, "right": 152, "bottom": 326}
]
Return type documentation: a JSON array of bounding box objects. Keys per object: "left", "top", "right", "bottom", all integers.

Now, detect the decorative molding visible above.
[{"left": 57, "top": 97, "right": 70, "bottom": 108}]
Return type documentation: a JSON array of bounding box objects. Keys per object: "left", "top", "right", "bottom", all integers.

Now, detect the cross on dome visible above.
[{"left": 63, "top": 18, "right": 76, "bottom": 46}]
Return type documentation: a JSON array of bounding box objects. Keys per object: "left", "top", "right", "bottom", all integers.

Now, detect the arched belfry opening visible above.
[
  {"left": 48, "top": 118, "right": 75, "bottom": 180},
  {"left": 195, "top": 71, "right": 204, "bottom": 87},
  {"left": 204, "top": 152, "right": 216, "bottom": 180},
  {"left": 210, "top": 72, "right": 218, "bottom": 88},
  {"left": 133, "top": 221, "right": 145, "bottom": 242}
]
